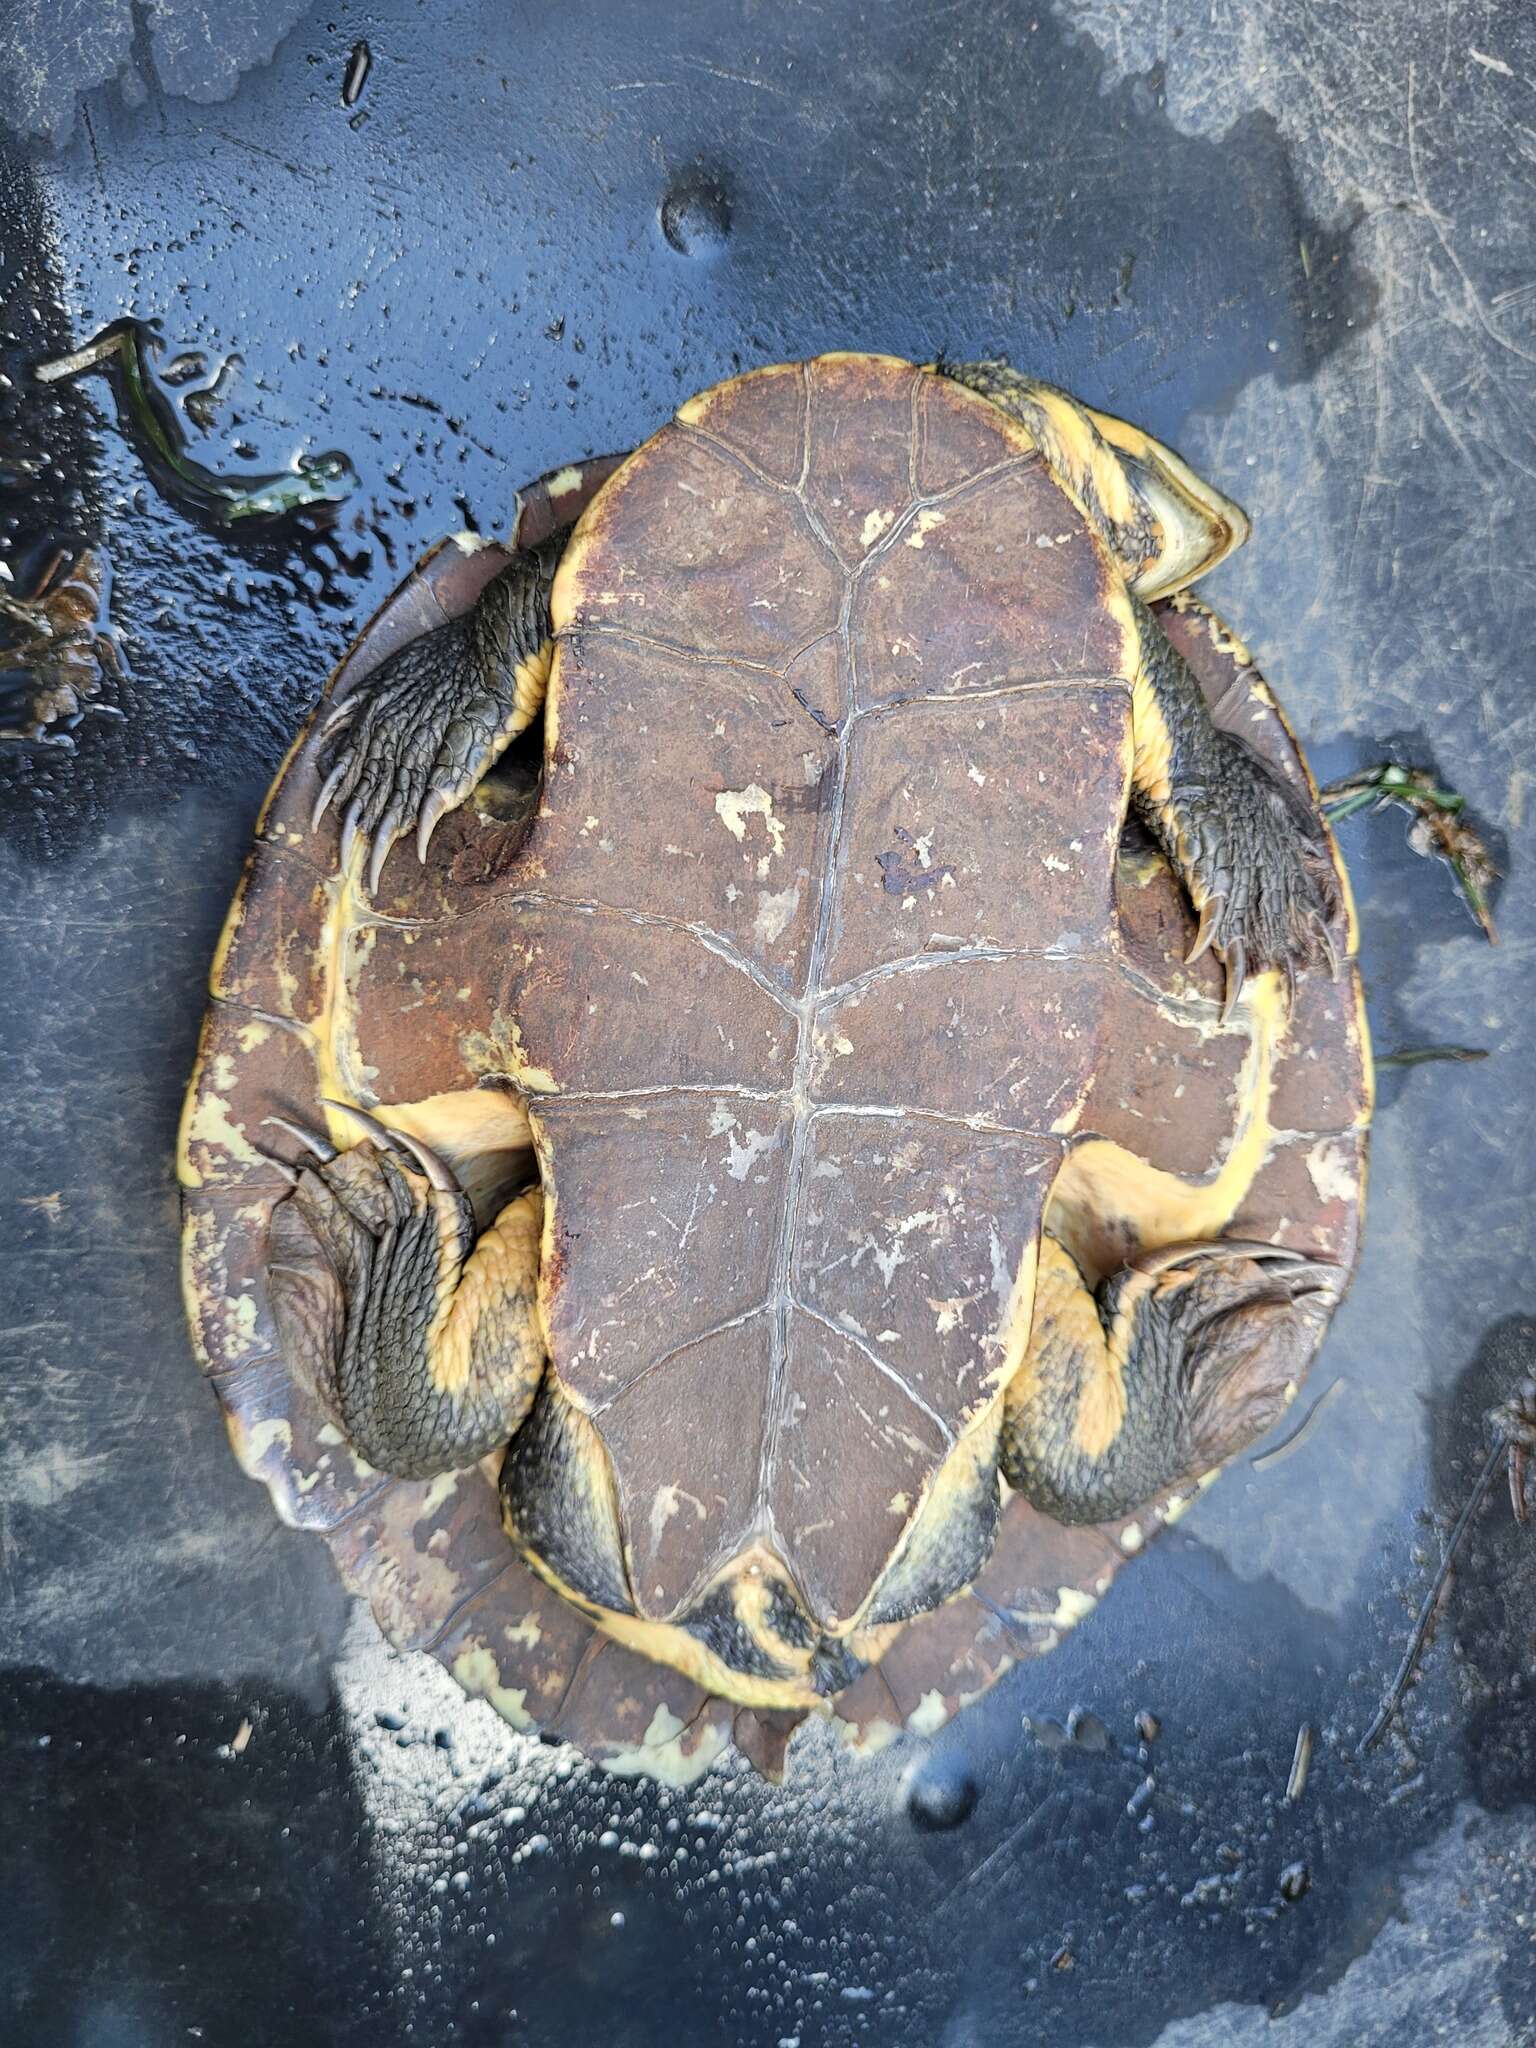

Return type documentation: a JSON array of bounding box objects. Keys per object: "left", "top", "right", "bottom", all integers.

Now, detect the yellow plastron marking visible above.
[{"left": 1048, "top": 970, "right": 1287, "bottom": 1276}]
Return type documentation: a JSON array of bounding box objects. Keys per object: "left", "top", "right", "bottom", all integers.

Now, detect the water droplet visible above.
[
  {"left": 659, "top": 178, "right": 733, "bottom": 258},
  {"left": 903, "top": 1756, "right": 980, "bottom": 1831},
  {"left": 1067, "top": 1706, "right": 1111, "bottom": 1753},
  {"left": 1279, "top": 1859, "right": 1311, "bottom": 1901}
]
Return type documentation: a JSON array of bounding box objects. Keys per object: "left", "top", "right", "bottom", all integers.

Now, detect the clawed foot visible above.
[
  {"left": 311, "top": 543, "right": 560, "bottom": 892},
  {"left": 1177, "top": 734, "right": 1344, "bottom": 1016},
  {"left": 1111, "top": 1237, "right": 1340, "bottom": 1471},
  {"left": 262, "top": 1104, "right": 542, "bottom": 1478}
]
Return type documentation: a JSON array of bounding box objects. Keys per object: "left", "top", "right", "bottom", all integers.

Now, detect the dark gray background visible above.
[{"left": 2, "top": 1, "right": 1534, "bottom": 2042}]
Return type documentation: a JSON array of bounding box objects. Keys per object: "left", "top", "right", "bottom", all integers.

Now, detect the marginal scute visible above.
[
  {"left": 677, "top": 358, "right": 807, "bottom": 486},
  {"left": 914, "top": 368, "right": 1039, "bottom": 495}
]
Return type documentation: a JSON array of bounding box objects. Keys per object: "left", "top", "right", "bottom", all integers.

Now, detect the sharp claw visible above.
[
  {"left": 262, "top": 1114, "right": 338, "bottom": 1162},
  {"left": 381, "top": 1123, "right": 461, "bottom": 1193},
  {"left": 253, "top": 1145, "right": 301, "bottom": 1187},
  {"left": 417, "top": 787, "right": 451, "bottom": 864},
  {"left": 1220, "top": 942, "right": 1247, "bottom": 1024},
  {"left": 320, "top": 696, "right": 360, "bottom": 740},
  {"left": 339, "top": 801, "right": 364, "bottom": 876},
  {"left": 321, "top": 1100, "right": 460, "bottom": 1192},
  {"left": 323, "top": 1099, "right": 400, "bottom": 1154},
  {"left": 311, "top": 759, "right": 350, "bottom": 832},
  {"left": 367, "top": 819, "right": 396, "bottom": 898},
  {"left": 1186, "top": 895, "right": 1222, "bottom": 966},
  {"left": 1137, "top": 1238, "right": 1318, "bottom": 1276}
]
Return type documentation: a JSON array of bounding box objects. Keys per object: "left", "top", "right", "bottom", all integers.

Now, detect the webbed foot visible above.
[{"left": 1171, "top": 728, "right": 1343, "bottom": 1015}]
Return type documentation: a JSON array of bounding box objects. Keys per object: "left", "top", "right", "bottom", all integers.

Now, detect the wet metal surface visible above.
[{"left": 1, "top": 1, "right": 1534, "bottom": 2042}]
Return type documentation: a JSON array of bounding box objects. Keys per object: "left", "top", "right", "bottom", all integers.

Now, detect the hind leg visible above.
[
  {"left": 265, "top": 1108, "right": 544, "bottom": 1479},
  {"left": 1001, "top": 1234, "right": 1337, "bottom": 1526}
]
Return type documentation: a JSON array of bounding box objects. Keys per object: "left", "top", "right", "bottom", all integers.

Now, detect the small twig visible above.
[
  {"left": 1359, "top": 1438, "right": 1505, "bottom": 1753},
  {"left": 1376, "top": 1045, "right": 1489, "bottom": 1070},
  {"left": 1285, "top": 1722, "right": 1314, "bottom": 1801},
  {"left": 1251, "top": 1377, "right": 1343, "bottom": 1470}
]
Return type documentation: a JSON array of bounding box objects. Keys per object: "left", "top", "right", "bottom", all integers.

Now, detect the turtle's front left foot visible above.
[
  {"left": 1165, "top": 727, "right": 1343, "bottom": 1015},
  {"left": 1128, "top": 596, "right": 1343, "bottom": 1013},
  {"left": 312, "top": 537, "right": 563, "bottom": 891}
]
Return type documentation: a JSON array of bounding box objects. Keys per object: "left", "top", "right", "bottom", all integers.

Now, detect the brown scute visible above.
[
  {"left": 771, "top": 1315, "right": 951, "bottom": 1627},
  {"left": 598, "top": 1318, "right": 773, "bottom": 1620},
  {"left": 849, "top": 456, "right": 1125, "bottom": 709},
  {"left": 207, "top": 844, "right": 330, "bottom": 1026},
  {"left": 822, "top": 684, "right": 1128, "bottom": 987},
  {"left": 800, "top": 355, "right": 934, "bottom": 562},
  {"left": 521, "top": 631, "right": 836, "bottom": 988},
  {"left": 557, "top": 430, "right": 843, "bottom": 667},
  {"left": 536, "top": 1098, "right": 789, "bottom": 1409},
  {"left": 1077, "top": 969, "right": 1252, "bottom": 1179},
  {"left": 914, "top": 368, "right": 1038, "bottom": 495},
  {"left": 792, "top": 1116, "right": 1058, "bottom": 1423},
  {"left": 1230, "top": 1130, "right": 1367, "bottom": 1268},
  {"left": 181, "top": 1189, "right": 283, "bottom": 1375},
  {"left": 1267, "top": 968, "right": 1371, "bottom": 1137},
  {"left": 814, "top": 957, "right": 1110, "bottom": 1129},
  {"left": 678, "top": 358, "right": 808, "bottom": 486},
  {"left": 496, "top": 902, "right": 798, "bottom": 1094}
]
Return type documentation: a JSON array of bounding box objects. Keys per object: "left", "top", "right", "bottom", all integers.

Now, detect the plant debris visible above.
[
  {"left": 1322, "top": 762, "right": 1499, "bottom": 941},
  {"left": 1376, "top": 1045, "right": 1489, "bottom": 1070},
  {"left": 1360, "top": 1377, "right": 1536, "bottom": 1753},
  {"left": 0, "top": 547, "right": 123, "bottom": 746}
]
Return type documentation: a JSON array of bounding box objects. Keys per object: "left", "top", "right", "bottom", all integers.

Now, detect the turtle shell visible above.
[{"left": 180, "top": 359, "right": 1369, "bottom": 1780}]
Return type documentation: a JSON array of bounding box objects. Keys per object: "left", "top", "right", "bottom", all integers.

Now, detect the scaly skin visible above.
[
  {"left": 312, "top": 534, "right": 565, "bottom": 893},
  {"left": 1001, "top": 1235, "right": 1338, "bottom": 1525}
]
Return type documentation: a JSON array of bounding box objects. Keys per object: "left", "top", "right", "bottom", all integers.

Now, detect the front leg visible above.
[
  {"left": 1128, "top": 594, "right": 1342, "bottom": 1012},
  {"left": 313, "top": 534, "right": 565, "bottom": 890},
  {"left": 1002, "top": 1234, "right": 1337, "bottom": 1525},
  {"left": 265, "top": 1109, "right": 544, "bottom": 1479}
]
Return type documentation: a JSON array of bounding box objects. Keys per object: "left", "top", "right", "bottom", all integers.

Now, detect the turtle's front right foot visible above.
[{"left": 312, "top": 537, "right": 563, "bottom": 890}]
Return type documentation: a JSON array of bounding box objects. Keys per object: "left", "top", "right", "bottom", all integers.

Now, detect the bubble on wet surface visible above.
[
  {"left": 659, "top": 177, "right": 733, "bottom": 257},
  {"left": 902, "top": 1754, "right": 980, "bottom": 1830},
  {"left": 1066, "top": 1706, "right": 1112, "bottom": 1753},
  {"left": 1279, "top": 1859, "right": 1312, "bottom": 1901}
]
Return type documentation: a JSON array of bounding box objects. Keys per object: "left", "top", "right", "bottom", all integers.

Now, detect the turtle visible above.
[{"left": 179, "top": 354, "right": 1371, "bottom": 1779}]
